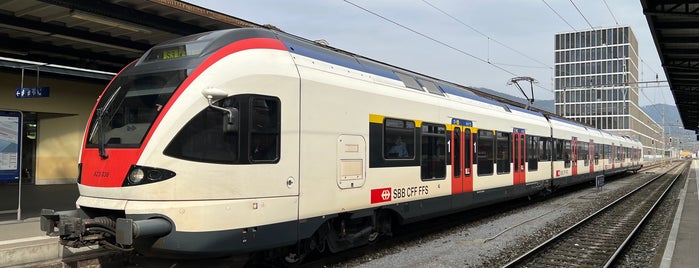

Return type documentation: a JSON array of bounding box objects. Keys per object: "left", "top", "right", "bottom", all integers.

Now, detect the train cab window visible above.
[
  {"left": 249, "top": 97, "right": 281, "bottom": 163},
  {"left": 496, "top": 132, "right": 511, "bottom": 174},
  {"left": 527, "top": 136, "right": 539, "bottom": 171},
  {"left": 421, "top": 123, "right": 446, "bottom": 180},
  {"left": 164, "top": 94, "right": 280, "bottom": 164},
  {"left": 477, "top": 130, "right": 494, "bottom": 176},
  {"left": 384, "top": 119, "right": 415, "bottom": 159}
]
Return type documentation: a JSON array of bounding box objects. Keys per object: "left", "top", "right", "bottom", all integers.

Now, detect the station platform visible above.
[
  {"left": 661, "top": 159, "right": 699, "bottom": 267},
  {"left": 0, "top": 183, "right": 105, "bottom": 268}
]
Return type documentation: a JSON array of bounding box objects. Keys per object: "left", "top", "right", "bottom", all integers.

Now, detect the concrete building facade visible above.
[{"left": 554, "top": 26, "right": 665, "bottom": 159}]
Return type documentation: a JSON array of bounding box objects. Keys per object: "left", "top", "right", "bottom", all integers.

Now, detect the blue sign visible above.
[
  {"left": 0, "top": 111, "right": 21, "bottom": 181},
  {"left": 451, "top": 118, "right": 473, "bottom": 127},
  {"left": 16, "top": 87, "right": 50, "bottom": 98},
  {"left": 513, "top": 127, "right": 526, "bottom": 133}
]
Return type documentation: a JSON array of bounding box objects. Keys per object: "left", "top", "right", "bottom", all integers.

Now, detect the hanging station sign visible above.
[{"left": 15, "top": 86, "right": 50, "bottom": 98}]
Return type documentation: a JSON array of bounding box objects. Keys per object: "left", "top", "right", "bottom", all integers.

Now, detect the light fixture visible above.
[
  {"left": 0, "top": 23, "right": 50, "bottom": 35},
  {"left": 70, "top": 10, "right": 152, "bottom": 34},
  {"left": 51, "top": 34, "right": 143, "bottom": 53},
  {"left": 0, "top": 49, "right": 28, "bottom": 56}
]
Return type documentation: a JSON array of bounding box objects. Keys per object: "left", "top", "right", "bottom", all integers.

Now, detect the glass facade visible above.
[{"left": 553, "top": 26, "right": 664, "bottom": 158}]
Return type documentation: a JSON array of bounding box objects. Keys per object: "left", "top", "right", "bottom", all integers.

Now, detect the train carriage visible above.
[{"left": 40, "top": 27, "right": 643, "bottom": 261}]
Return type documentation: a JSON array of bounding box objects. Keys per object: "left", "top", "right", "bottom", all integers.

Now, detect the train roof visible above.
[
  {"left": 146, "top": 28, "right": 638, "bottom": 145},
  {"left": 270, "top": 28, "right": 643, "bottom": 144}
]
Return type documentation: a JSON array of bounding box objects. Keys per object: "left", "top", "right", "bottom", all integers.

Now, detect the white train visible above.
[{"left": 41, "top": 28, "right": 642, "bottom": 262}]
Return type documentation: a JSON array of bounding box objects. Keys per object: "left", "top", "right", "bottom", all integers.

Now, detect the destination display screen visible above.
[{"left": 144, "top": 42, "right": 207, "bottom": 62}]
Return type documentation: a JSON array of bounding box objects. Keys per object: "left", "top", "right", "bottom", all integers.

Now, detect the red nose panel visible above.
[{"left": 80, "top": 148, "right": 140, "bottom": 187}]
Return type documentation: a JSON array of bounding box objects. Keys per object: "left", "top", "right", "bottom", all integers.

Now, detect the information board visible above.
[{"left": 0, "top": 111, "right": 21, "bottom": 181}]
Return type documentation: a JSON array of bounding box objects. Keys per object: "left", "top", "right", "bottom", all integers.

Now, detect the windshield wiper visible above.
[{"left": 92, "top": 86, "right": 122, "bottom": 159}]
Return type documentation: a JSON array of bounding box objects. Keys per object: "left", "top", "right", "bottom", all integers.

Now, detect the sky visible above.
[{"left": 185, "top": 0, "right": 674, "bottom": 107}]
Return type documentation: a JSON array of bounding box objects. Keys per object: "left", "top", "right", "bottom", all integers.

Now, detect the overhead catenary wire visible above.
[
  {"left": 602, "top": 0, "right": 619, "bottom": 25},
  {"left": 342, "top": 2, "right": 518, "bottom": 79},
  {"left": 542, "top": 0, "right": 576, "bottom": 31},
  {"left": 570, "top": 0, "right": 595, "bottom": 29},
  {"left": 343, "top": 0, "right": 556, "bottom": 96},
  {"left": 421, "top": 0, "right": 551, "bottom": 69}
]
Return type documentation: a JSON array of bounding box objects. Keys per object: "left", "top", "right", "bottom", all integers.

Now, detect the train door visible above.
[
  {"left": 589, "top": 140, "right": 594, "bottom": 173},
  {"left": 571, "top": 137, "right": 578, "bottom": 175},
  {"left": 512, "top": 129, "right": 525, "bottom": 185},
  {"left": 451, "top": 126, "right": 473, "bottom": 194},
  {"left": 242, "top": 86, "right": 300, "bottom": 200}
]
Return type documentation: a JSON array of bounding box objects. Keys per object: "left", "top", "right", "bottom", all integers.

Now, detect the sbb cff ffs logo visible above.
[{"left": 370, "top": 188, "right": 392, "bottom": 204}]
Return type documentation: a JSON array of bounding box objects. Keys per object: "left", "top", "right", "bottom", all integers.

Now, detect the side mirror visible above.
[
  {"left": 201, "top": 88, "right": 238, "bottom": 133},
  {"left": 201, "top": 87, "right": 228, "bottom": 103}
]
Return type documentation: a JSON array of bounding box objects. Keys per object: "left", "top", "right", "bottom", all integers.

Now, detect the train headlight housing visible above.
[
  {"left": 123, "top": 165, "right": 176, "bottom": 187},
  {"left": 128, "top": 168, "right": 145, "bottom": 184}
]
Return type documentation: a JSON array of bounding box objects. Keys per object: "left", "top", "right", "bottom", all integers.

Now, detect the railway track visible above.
[{"left": 502, "top": 161, "right": 688, "bottom": 268}]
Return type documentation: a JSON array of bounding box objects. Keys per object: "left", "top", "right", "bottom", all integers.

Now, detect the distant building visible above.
[{"left": 553, "top": 26, "right": 664, "bottom": 159}]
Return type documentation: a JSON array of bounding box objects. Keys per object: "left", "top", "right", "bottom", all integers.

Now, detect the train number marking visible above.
[{"left": 93, "top": 171, "right": 110, "bottom": 178}]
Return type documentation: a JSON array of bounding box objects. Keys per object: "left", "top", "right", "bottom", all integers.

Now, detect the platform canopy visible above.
[
  {"left": 0, "top": 0, "right": 260, "bottom": 75},
  {"left": 641, "top": 0, "right": 699, "bottom": 130}
]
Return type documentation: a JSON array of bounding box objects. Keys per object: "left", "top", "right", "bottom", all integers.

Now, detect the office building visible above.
[{"left": 554, "top": 26, "right": 664, "bottom": 159}]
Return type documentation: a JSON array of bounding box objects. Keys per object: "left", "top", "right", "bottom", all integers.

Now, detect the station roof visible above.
[
  {"left": 0, "top": 0, "right": 260, "bottom": 77},
  {"left": 642, "top": 0, "right": 699, "bottom": 130}
]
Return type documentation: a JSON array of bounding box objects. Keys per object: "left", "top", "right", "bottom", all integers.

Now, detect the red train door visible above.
[
  {"left": 513, "top": 128, "right": 526, "bottom": 185},
  {"left": 589, "top": 140, "right": 595, "bottom": 173},
  {"left": 571, "top": 137, "right": 578, "bottom": 176},
  {"left": 451, "top": 125, "right": 473, "bottom": 194}
]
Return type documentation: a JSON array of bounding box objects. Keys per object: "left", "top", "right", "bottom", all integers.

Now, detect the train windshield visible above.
[{"left": 86, "top": 70, "right": 187, "bottom": 151}]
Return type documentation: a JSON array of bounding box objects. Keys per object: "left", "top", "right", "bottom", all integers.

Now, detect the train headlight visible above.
[
  {"left": 123, "top": 165, "right": 176, "bottom": 187},
  {"left": 128, "top": 168, "right": 145, "bottom": 184}
]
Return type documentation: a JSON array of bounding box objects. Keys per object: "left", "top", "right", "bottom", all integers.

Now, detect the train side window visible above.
[
  {"left": 539, "top": 137, "right": 550, "bottom": 161},
  {"left": 564, "top": 140, "right": 571, "bottom": 168},
  {"left": 249, "top": 97, "right": 280, "bottom": 163},
  {"left": 453, "top": 128, "right": 461, "bottom": 177},
  {"left": 384, "top": 118, "right": 415, "bottom": 159},
  {"left": 464, "top": 128, "right": 471, "bottom": 173},
  {"left": 421, "top": 123, "right": 446, "bottom": 180},
  {"left": 580, "top": 141, "right": 589, "bottom": 166},
  {"left": 554, "top": 139, "right": 563, "bottom": 161},
  {"left": 477, "top": 130, "right": 494, "bottom": 176},
  {"left": 594, "top": 144, "right": 601, "bottom": 165},
  {"left": 496, "top": 132, "right": 511, "bottom": 174},
  {"left": 527, "top": 136, "right": 538, "bottom": 171}
]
